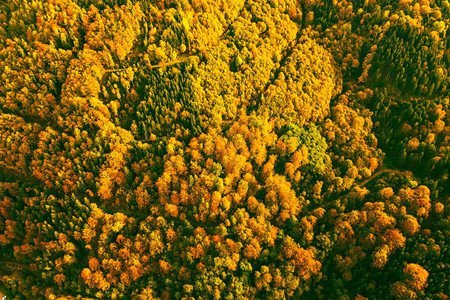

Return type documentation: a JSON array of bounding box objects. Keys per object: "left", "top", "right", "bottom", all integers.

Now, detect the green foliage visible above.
[
  {"left": 279, "top": 124, "right": 330, "bottom": 174},
  {"left": 371, "top": 24, "right": 449, "bottom": 96},
  {"left": 370, "top": 89, "right": 449, "bottom": 195}
]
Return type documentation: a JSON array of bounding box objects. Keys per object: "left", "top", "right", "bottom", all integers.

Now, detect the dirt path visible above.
[
  {"left": 358, "top": 166, "right": 414, "bottom": 188},
  {"left": 104, "top": 53, "right": 196, "bottom": 74},
  {"left": 334, "top": 166, "right": 416, "bottom": 203}
]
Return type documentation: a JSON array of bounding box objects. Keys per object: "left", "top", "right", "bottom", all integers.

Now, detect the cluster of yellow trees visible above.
[{"left": 0, "top": 0, "right": 448, "bottom": 299}]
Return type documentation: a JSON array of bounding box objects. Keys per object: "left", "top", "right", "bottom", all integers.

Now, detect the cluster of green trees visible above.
[{"left": 0, "top": 0, "right": 448, "bottom": 299}]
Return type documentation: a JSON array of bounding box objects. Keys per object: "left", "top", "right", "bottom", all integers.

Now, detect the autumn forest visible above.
[{"left": 0, "top": 0, "right": 449, "bottom": 299}]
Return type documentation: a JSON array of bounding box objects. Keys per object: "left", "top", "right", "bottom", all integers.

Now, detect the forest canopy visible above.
[{"left": 0, "top": 0, "right": 449, "bottom": 299}]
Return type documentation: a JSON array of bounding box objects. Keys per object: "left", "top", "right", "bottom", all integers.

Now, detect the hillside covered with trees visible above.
[{"left": 0, "top": 0, "right": 449, "bottom": 299}]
